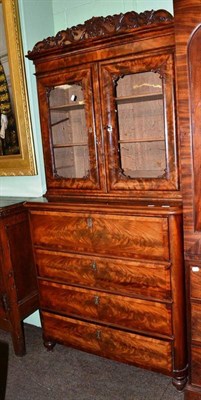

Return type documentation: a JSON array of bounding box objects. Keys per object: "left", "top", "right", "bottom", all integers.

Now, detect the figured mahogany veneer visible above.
[
  {"left": 30, "top": 211, "right": 169, "bottom": 260},
  {"left": 173, "top": 0, "right": 201, "bottom": 397},
  {"left": 35, "top": 249, "right": 171, "bottom": 300},
  {"left": 42, "top": 311, "right": 172, "bottom": 375},
  {"left": 38, "top": 280, "right": 172, "bottom": 336},
  {"left": 27, "top": 200, "right": 187, "bottom": 390}
]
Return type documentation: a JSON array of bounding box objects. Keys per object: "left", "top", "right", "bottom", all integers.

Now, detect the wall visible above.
[
  {"left": 0, "top": 0, "right": 54, "bottom": 198},
  {"left": 52, "top": 0, "right": 173, "bottom": 33},
  {"left": 3, "top": 0, "right": 172, "bottom": 326}
]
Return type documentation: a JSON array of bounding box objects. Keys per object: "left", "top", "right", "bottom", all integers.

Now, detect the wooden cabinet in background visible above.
[
  {"left": 0, "top": 198, "right": 38, "bottom": 356},
  {"left": 173, "top": 0, "right": 201, "bottom": 398},
  {"left": 26, "top": 8, "right": 187, "bottom": 392}
]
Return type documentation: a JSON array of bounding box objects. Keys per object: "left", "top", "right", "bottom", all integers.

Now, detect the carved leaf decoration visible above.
[{"left": 28, "top": 9, "right": 173, "bottom": 57}]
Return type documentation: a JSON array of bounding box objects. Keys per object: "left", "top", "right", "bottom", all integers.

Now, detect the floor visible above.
[{"left": 0, "top": 324, "right": 185, "bottom": 400}]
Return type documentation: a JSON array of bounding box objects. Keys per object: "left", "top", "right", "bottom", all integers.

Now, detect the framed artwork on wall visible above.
[{"left": 0, "top": 0, "right": 36, "bottom": 176}]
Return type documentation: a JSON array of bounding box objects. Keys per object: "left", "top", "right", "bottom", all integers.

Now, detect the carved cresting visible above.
[{"left": 28, "top": 9, "right": 173, "bottom": 56}]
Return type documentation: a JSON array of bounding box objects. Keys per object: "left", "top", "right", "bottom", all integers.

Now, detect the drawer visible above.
[
  {"left": 190, "top": 263, "right": 201, "bottom": 299},
  {"left": 191, "top": 302, "right": 201, "bottom": 342},
  {"left": 30, "top": 211, "right": 169, "bottom": 261},
  {"left": 41, "top": 311, "right": 172, "bottom": 374},
  {"left": 191, "top": 346, "right": 201, "bottom": 386},
  {"left": 35, "top": 248, "right": 171, "bottom": 300},
  {"left": 39, "top": 280, "right": 172, "bottom": 336}
]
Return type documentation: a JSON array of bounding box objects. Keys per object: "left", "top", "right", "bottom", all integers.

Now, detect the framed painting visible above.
[{"left": 0, "top": 0, "right": 36, "bottom": 175}]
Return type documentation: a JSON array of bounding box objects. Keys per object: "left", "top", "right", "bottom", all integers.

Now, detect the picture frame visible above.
[{"left": 0, "top": 0, "right": 36, "bottom": 176}]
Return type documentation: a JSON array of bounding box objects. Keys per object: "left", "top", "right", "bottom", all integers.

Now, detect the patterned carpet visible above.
[{"left": 0, "top": 324, "right": 184, "bottom": 400}]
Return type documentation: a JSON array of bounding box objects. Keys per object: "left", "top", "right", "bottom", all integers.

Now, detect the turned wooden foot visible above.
[
  {"left": 43, "top": 339, "right": 56, "bottom": 351},
  {"left": 172, "top": 366, "right": 188, "bottom": 391}
]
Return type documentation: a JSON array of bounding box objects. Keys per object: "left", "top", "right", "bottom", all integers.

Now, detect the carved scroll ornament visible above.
[{"left": 28, "top": 9, "right": 173, "bottom": 56}]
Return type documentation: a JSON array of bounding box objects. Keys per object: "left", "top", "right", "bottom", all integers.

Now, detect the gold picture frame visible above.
[{"left": 0, "top": 0, "right": 36, "bottom": 175}]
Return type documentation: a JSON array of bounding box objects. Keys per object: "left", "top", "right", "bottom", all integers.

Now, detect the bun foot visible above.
[{"left": 43, "top": 340, "right": 56, "bottom": 351}]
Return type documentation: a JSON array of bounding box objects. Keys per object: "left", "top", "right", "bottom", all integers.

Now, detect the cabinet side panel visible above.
[
  {"left": 174, "top": 0, "right": 201, "bottom": 257},
  {"left": 5, "top": 213, "right": 37, "bottom": 302},
  {"left": 188, "top": 25, "right": 201, "bottom": 232}
]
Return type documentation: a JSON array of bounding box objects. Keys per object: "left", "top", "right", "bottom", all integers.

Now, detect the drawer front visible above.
[
  {"left": 30, "top": 211, "right": 169, "bottom": 261},
  {"left": 41, "top": 311, "right": 172, "bottom": 374},
  {"left": 39, "top": 281, "right": 172, "bottom": 336},
  {"left": 35, "top": 248, "right": 171, "bottom": 300},
  {"left": 191, "top": 302, "right": 201, "bottom": 342},
  {"left": 191, "top": 346, "right": 201, "bottom": 386}
]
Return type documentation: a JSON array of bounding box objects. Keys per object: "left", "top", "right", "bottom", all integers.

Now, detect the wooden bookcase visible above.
[{"left": 26, "top": 9, "right": 188, "bottom": 392}]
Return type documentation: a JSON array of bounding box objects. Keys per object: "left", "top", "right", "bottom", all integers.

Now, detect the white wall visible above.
[
  {"left": 0, "top": 0, "right": 55, "bottom": 198},
  {"left": 52, "top": 0, "right": 173, "bottom": 34}
]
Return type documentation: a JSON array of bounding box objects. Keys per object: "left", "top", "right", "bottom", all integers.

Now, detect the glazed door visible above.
[
  {"left": 37, "top": 64, "right": 104, "bottom": 195},
  {"left": 100, "top": 52, "right": 178, "bottom": 194}
]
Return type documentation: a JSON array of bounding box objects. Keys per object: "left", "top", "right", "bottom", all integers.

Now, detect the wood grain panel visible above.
[
  {"left": 41, "top": 311, "right": 172, "bottom": 374},
  {"left": 39, "top": 280, "right": 172, "bottom": 336},
  {"left": 191, "top": 303, "right": 201, "bottom": 342},
  {"left": 191, "top": 346, "right": 201, "bottom": 387},
  {"left": 30, "top": 211, "right": 169, "bottom": 261},
  {"left": 174, "top": 1, "right": 201, "bottom": 396},
  {"left": 190, "top": 263, "right": 201, "bottom": 299},
  {"left": 188, "top": 26, "right": 201, "bottom": 232},
  {"left": 174, "top": 0, "right": 201, "bottom": 258},
  {"left": 35, "top": 248, "right": 171, "bottom": 300}
]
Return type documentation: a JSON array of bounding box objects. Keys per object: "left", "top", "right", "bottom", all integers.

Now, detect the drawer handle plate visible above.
[
  {"left": 87, "top": 217, "right": 93, "bottom": 228},
  {"left": 91, "top": 261, "right": 97, "bottom": 272},
  {"left": 94, "top": 295, "right": 100, "bottom": 305},
  {"left": 95, "top": 330, "right": 102, "bottom": 340}
]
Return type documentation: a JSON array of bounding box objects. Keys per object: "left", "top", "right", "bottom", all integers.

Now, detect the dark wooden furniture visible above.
[
  {"left": 0, "top": 340, "right": 9, "bottom": 400},
  {"left": 0, "top": 198, "right": 38, "bottom": 356},
  {"left": 26, "top": 9, "right": 187, "bottom": 391},
  {"left": 173, "top": 0, "right": 201, "bottom": 398}
]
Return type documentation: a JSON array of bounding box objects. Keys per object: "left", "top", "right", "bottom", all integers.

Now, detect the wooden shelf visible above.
[
  {"left": 50, "top": 103, "right": 85, "bottom": 112},
  {"left": 51, "top": 117, "right": 69, "bottom": 127},
  {"left": 123, "top": 169, "right": 165, "bottom": 178},
  {"left": 119, "top": 138, "right": 164, "bottom": 144},
  {"left": 115, "top": 92, "right": 163, "bottom": 104},
  {"left": 53, "top": 142, "right": 88, "bottom": 148}
]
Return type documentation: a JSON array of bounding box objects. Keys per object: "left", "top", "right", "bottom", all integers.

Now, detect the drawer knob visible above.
[
  {"left": 192, "top": 266, "right": 200, "bottom": 272},
  {"left": 94, "top": 295, "right": 100, "bottom": 305},
  {"left": 91, "top": 261, "right": 97, "bottom": 272}
]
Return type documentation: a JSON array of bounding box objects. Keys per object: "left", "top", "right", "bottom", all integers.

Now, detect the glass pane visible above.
[
  {"left": 49, "top": 83, "right": 89, "bottom": 179},
  {"left": 116, "top": 71, "right": 166, "bottom": 179}
]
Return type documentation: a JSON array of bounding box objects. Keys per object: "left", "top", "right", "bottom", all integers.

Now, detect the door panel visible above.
[
  {"left": 38, "top": 64, "right": 104, "bottom": 193},
  {"left": 100, "top": 53, "right": 178, "bottom": 193}
]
